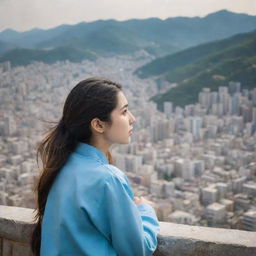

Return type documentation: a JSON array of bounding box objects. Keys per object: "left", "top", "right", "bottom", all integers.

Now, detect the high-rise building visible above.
[
  {"left": 216, "top": 182, "right": 228, "bottom": 199},
  {"left": 162, "top": 181, "right": 175, "bottom": 198},
  {"left": 234, "top": 193, "right": 250, "bottom": 211},
  {"left": 125, "top": 155, "right": 143, "bottom": 173},
  {"left": 192, "top": 160, "right": 205, "bottom": 177},
  {"left": 206, "top": 203, "right": 227, "bottom": 226},
  {"left": 228, "top": 81, "right": 241, "bottom": 95},
  {"left": 241, "top": 209, "right": 256, "bottom": 231},
  {"left": 114, "top": 153, "right": 126, "bottom": 171},
  {"left": 3, "top": 116, "right": 16, "bottom": 136},
  {"left": 211, "top": 92, "right": 218, "bottom": 105},
  {"left": 163, "top": 101, "right": 173, "bottom": 118},
  {"left": 174, "top": 158, "right": 195, "bottom": 180},
  {"left": 252, "top": 107, "right": 256, "bottom": 123},
  {"left": 198, "top": 88, "right": 211, "bottom": 109},
  {"left": 251, "top": 88, "right": 256, "bottom": 104},
  {"left": 231, "top": 93, "right": 242, "bottom": 115},
  {"left": 241, "top": 105, "right": 252, "bottom": 123},
  {"left": 188, "top": 117, "right": 202, "bottom": 140},
  {"left": 150, "top": 180, "right": 165, "bottom": 198},
  {"left": 200, "top": 186, "right": 218, "bottom": 206},
  {"left": 182, "top": 159, "right": 195, "bottom": 181},
  {"left": 1, "top": 61, "right": 11, "bottom": 72},
  {"left": 219, "top": 199, "right": 234, "bottom": 212},
  {"left": 242, "top": 182, "right": 256, "bottom": 197},
  {"left": 168, "top": 210, "right": 197, "bottom": 225},
  {"left": 244, "top": 122, "right": 253, "bottom": 137},
  {"left": 232, "top": 177, "right": 247, "bottom": 194},
  {"left": 156, "top": 202, "right": 173, "bottom": 221},
  {"left": 202, "top": 154, "right": 216, "bottom": 170},
  {"left": 151, "top": 120, "right": 172, "bottom": 142}
]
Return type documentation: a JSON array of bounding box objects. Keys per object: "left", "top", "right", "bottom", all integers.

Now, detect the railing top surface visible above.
[
  {"left": 0, "top": 205, "right": 256, "bottom": 248},
  {"left": 0, "top": 205, "right": 36, "bottom": 224},
  {"left": 159, "top": 221, "right": 256, "bottom": 247}
]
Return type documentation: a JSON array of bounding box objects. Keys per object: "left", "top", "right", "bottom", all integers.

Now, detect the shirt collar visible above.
[{"left": 74, "top": 142, "right": 109, "bottom": 164}]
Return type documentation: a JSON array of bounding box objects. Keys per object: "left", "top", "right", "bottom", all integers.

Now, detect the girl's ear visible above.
[{"left": 90, "top": 118, "right": 106, "bottom": 134}]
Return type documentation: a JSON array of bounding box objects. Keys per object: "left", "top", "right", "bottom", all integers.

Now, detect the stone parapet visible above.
[{"left": 0, "top": 205, "right": 255, "bottom": 256}]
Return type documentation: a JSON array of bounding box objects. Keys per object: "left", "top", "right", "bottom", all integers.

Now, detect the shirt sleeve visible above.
[{"left": 103, "top": 173, "right": 160, "bottom": 256}]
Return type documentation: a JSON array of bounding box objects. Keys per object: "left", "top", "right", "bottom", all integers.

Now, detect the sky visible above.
[{"left": 0, "top": 0, "right": 256, "bottom": 32}]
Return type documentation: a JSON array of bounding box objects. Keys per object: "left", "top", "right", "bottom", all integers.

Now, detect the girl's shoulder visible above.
[
  {"left": 102, "top": 164, "right": 128, "bottom": 185},
  {"left": 101, "top": 164, "right": 134, "bottom": 200}
]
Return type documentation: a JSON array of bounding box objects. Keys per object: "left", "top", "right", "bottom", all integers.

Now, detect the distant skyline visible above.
[{"left": 0, "top": 0, "right": 255, "bottom": 32}]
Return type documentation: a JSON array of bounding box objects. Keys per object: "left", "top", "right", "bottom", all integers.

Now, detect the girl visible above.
[{"left": 31, "top": 77, "right": 160, "bottom": 256}]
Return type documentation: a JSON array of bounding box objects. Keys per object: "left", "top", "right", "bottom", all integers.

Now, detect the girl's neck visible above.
[{"left": 89, "top": 137, "right": 111, "bottom": 158}]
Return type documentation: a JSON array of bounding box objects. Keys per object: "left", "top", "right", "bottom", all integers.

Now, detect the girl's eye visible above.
[{"left": 123, "top": 109, "right": 128, "bottom": 114}]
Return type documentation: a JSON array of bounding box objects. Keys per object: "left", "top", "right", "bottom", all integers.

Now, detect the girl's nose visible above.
[{"left": 129, "top": 111, "right": 136, "bottom": 124}]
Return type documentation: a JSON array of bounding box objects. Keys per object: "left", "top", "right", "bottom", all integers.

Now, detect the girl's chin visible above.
[{"left": 120, "top": 137, "right": 131, "bottom": 144}]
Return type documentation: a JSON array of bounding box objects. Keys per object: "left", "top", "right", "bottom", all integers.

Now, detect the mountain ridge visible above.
[
  {"left": 147, "top": 31, "right": 256, "bottom": 109},
  {"left": 0, "top": 10, "right": 256, "bottom": 66}
]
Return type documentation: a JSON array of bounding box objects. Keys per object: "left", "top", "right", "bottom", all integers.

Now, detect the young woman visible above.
[{"left": 31, "top": 77, "right": 160, "bottom": 256}]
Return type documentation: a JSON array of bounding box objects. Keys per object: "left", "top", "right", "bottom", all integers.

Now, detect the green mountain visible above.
[
  {"left": 0, "top": 46, "right": 96, "bottom": 66},
  {"left": 0, "top": 26, "right": 71, "bottom": 48},
  {"left": 0, "top": 40, "right": 16, "bottom": 55},
  {"left": 135, "top": 30, "right": 256, "bottom": 78},
  {"left": 67, "top": 25, "right": 143, "bottom": 55},
  {"left": 37, "top": 22, "right": 179, "bottom": 57},
  {"left": 148, "top": 31, "right": 256, "bottom": 109},
  {"left": 0, "top": 10, "right": 256, "bottom": 66},
  {"left": 33, "top": 10, "right": 256, "bottom": 56},
  {"left": 3, "top": 10, "right": 254, "bottom": 52}
]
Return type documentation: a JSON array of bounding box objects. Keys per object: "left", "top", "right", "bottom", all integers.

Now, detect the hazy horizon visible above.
[{"left": 0, "top": 0, "right": 255, "bottom": 32}]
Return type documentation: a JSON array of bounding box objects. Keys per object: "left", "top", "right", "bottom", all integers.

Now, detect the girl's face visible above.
[{"left": 103, "top": 91, "right": 135, "bottom": 145}]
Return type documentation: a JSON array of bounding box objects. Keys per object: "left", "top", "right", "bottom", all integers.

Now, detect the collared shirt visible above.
[{"left": 40, "top": 143, "right": 160, "bottom": 256}]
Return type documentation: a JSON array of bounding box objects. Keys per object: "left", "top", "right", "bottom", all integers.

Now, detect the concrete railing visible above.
[{"left": 0, "top": 205, "right": 256, "bottom": 256}]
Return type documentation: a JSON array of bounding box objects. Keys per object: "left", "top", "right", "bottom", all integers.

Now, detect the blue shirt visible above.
[{"left": 40, "top": 143, "right": 160, "bottom": 256}]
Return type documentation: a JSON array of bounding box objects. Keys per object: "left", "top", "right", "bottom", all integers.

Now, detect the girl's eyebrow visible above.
[{"left": 120, "top": 104, "right": 128, "bottom": 110}]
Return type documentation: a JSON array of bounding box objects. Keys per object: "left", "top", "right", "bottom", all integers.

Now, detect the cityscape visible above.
[{"left": 0, "top": 50, "right": 256, "bottom": 232}]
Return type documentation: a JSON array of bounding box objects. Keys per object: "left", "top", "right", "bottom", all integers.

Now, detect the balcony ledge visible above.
[{"left": 0, "top": 205, "right": 255, "bottom": 256}]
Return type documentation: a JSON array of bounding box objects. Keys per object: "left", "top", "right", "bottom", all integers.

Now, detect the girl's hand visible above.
[{"left": 134, "top": 196, "right": 155, "bottom": 207}]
